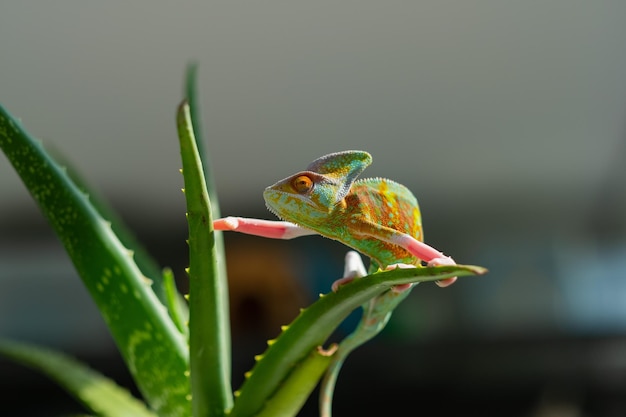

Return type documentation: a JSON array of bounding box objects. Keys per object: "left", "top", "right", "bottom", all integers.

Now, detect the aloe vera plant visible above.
[{"left": 0, "top": 69, "right": 486, "bottom": 417}]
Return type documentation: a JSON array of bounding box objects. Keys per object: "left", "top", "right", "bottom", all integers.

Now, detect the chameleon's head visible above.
[
  {"left": 263, "top": 171, "right": 341, "bottom": 227},
  {"left": 263, "top": 150, "right": 372, "bottom": 229}
]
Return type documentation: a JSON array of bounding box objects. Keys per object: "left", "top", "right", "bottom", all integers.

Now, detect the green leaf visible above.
[
  {"left": 48, "top": 144, "right": 191, "bottom": 339},
  {"left": 184, "top": 63, "right": 206, "bottom": 172},
  {"left": 0, "top": 105, "right": 191, "bottom": 417},
  {"left": 184, "top": 64, "right": 224, "bottom": 220},
  {"left": 177, "top": 101, "right": 233, "bottom": 417},
  {"left": 183, "top": 65, "right": 232, "bottom": 393},
  {"left": 0, "top": 339, "right": 156, "bottom": 417},
  {"left": 255, "top": 348, "right": 332, "bottom": 417},
  {"left": 163, "top": 267, "right": 189, "bottom": 338},
  {"left": 230, "top": 264, "right": 486, "bottom": 417}
]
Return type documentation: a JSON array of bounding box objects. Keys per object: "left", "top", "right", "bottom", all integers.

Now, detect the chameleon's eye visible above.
[{"left": 292, "top": 175, "right": 314, "bottom": 194}]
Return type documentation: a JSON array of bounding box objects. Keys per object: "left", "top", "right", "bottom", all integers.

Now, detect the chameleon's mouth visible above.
[
  {"left": 263, "top": 188, "right": 287, "bottom": 220},
  {"left": 263, "top": 198, "right": 283, "bottom": 220}
]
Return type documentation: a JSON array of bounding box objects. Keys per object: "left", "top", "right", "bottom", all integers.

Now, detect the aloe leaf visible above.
[
  {"left": 0, "top": 105, "right": 190, "bottom": 417},
  {"left": 177, "top": 101, "right": 233, "bottom": 417},
  {"left": 184, "top": 64, "right": 222, "bottom": 218},
  {"left": 48, "top": 145, "right": 192, "bottom": 338},
  {"left": 184, "top": 63, "right": 206, "bottom": 171},
  {"left": 184, "top": 62, "right": 231, "bottom": 353},
  {"left": 184, "top": 64, "right": 230, "bottom": 325},
  {"left": 255, "top": 348, "right": 332, "bottom": 417},
  {"left": 163, "top": 267, "right": 189, "bottom": 338},
  {"left": 230, "top": 264, "right": 486, "bottom": 417},
  {"left": 0, "top": 340, "right": 156, "bottom": 417}
]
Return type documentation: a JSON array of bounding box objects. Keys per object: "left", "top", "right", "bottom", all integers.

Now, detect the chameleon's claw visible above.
[
  {"left": 391, "top": 283, "right": 413, "bottom": 293},
  {"left": 385, "top": 264, "right": 415, "bottom": 293},
  {"left": 436, "top": 277, "right": 457, "bottom": 287},
  {"left": 213, "top": 216, "right": 239, "bottom": 231},
  {"left": 427, "top": 256, "right": 457, "bottom": 287},
  {"left": 331, "top": 276, "right": 355, "bottom": 292}
]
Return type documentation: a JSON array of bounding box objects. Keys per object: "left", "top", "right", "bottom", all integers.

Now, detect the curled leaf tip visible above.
[{"left": 177, "top": 99, "right": 189, "bottom": 113}]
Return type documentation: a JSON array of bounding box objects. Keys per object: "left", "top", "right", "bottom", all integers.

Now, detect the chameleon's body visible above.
[{"left": 214, "top": 150, "right": 455, "bottom": 416}]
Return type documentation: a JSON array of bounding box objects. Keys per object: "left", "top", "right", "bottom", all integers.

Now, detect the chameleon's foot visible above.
[
  {"left": 331, "top": 276, "right": 355, "bottom": 292},
  {"left": 427, "top": 256, "right": 457, "bottom": 287},
  {"left": 392, "top": 283, "right": 413, "bottom": 293},
  {"left": 332, "top": 251, "right": 367, "bottom": 292},
  {"left": 384, "top": 264, "right": 415, "bottom": 293}
]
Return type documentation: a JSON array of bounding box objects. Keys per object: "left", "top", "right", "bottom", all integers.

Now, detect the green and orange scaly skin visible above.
[{"left": 214, "top": 150, "right": 456, "bottom": 417}]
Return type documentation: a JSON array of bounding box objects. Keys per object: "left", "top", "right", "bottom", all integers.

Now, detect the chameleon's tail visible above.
[
  {"left": 319, "top": 288, "right": 413, "bottom": 417},
  {"left": 319, "top": 350, "right": 348, "bottom": 417},
  {"left": 318, "top": 304, "right": 393, "bottom": 417}
]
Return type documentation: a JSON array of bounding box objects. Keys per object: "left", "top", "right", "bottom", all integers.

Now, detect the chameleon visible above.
[{"left": 213, "top": 150, "right": 456, "bottom": 416}]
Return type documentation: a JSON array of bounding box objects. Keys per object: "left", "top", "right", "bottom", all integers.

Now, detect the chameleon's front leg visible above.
[
  {"left": 330, "top": 251, "right": 368, "bottom": 292},
  {"left": 213, "top": 216, "right": 318, "bottom": 239}
]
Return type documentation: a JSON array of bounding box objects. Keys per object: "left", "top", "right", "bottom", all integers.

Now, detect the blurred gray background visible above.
[{"left": 2, "top": 2, "right": 626, "bottom": 416}]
